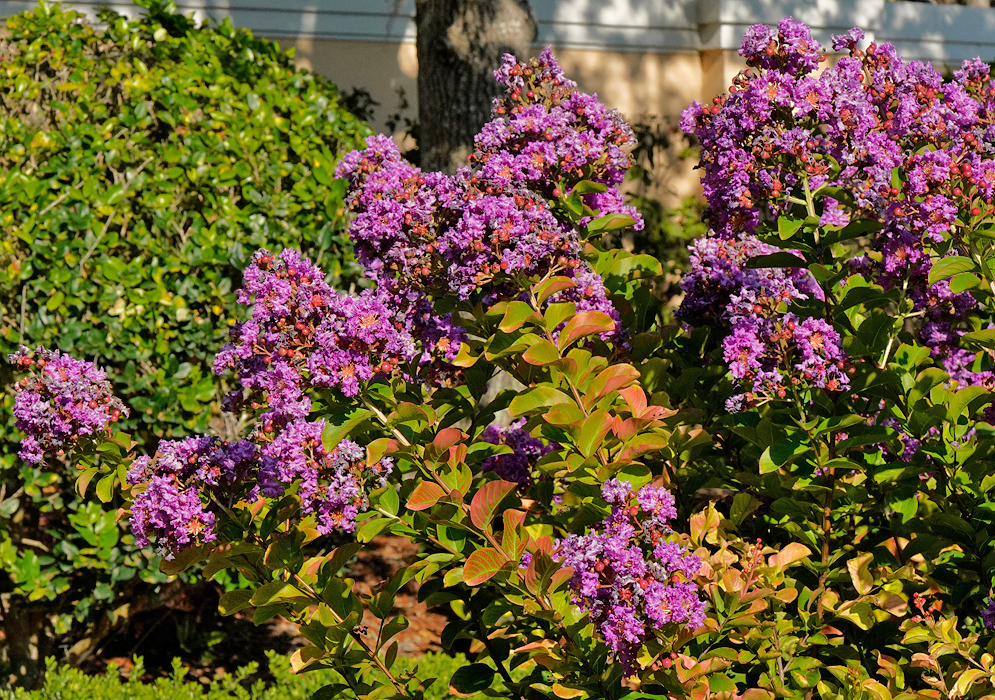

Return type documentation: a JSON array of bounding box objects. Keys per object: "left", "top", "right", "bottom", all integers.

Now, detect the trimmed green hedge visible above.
[
  {"left": 4, "top": 652, "right": 522, "bottom": 700},
  {"left": 0, "top": 0, "right": 370, "bottom": 678}
]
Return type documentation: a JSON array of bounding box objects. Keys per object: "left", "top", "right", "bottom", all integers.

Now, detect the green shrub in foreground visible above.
[
  {"left": 0, "top": 0, "right": 369, "bottom": 682},
  {"left": 4, "top": 652, "right": 522, "bottom": 700}
]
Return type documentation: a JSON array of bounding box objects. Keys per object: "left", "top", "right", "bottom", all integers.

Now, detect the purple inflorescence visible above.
[
  {"left": 8, "top": 346, "right": 129, "bottom": 464},
  {"left": 679, "top": 16, "right": 995, "bottom": 406},
  {"left": 127, "top": 436, "right": 259, "bottom": 558},
  {"left": 335, "top": 48, "right": 637, "bottom": 344},
  {"left": 983, "top": 597, "right": 995, "bottom": 631},
  {"left": 258, "top": 420, "right": 392, "bottom": 535},
  {"left": 127, "top": 430, "right": 393, "bottom": 557},
  {"left": 679, "top": 234, "right": 848, "bottom": 410},
  {"left": 480, "top": 419, "right": 556, "bottom": 485},
  {"left": 554, "top": 479, "right": 705, "bottom": 675}
]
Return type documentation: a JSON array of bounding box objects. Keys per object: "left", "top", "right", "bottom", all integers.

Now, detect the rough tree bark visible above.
[{"left": 415, "top": 0, "right": 537, "bottom": 173}]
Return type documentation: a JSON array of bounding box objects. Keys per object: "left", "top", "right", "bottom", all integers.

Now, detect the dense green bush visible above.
[
  {"left": 3, "top": 651, "right": 520, "bottom": 700},
  {"left": 0, "top": 0, "right": 369, "bottom": 683}
]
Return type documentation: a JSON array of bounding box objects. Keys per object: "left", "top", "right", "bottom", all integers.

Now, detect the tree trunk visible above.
[
  {"left": 415, "top": 0, "right": 537, "bottom": 173},
  {"left": 3, "top": 604, "right": 49, "bottom": 689}
]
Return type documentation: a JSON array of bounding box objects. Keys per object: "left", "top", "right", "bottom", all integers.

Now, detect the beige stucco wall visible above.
[{"left": 273, "top": 38, "right": 750, "bottom": 203}]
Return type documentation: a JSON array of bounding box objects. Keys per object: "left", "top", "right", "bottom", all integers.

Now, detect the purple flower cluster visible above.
[
  {"left": 258, "top": 420, "right": 392, "bottom": 535},
  {"left": 214, "top": 248, "right": 419, "bottom": 421},
  {"left": 983, "top": 596, "right": 995, "bottom": 631},
  {"left": 127, "top": 428, "right": 393, "bottom": 556},
  {"left": 554, "top": 479, "right": 705, "bottom": 674},
  {"left": 679, "top": 233, "right": 820, "bottom": 325},
  {"left": 476, "top": 48, "right": 642, "bottom": 228},
  {"left": 8, "top": 346, "right": 129, "bottom": 464},
  {"left": 678, "top": 234, "right": 849, "bottom": 410},
  {"left": 480, "top": 419, "right": 555, "bottom": 485},
  {"left": 127, "top": 436, "right": 258, "bottom": 558},
  {"left": 681, "top": 17, "right": 995, "bottom": 395},
  {"left": 335, "top": 48, "right": 637, "bottom": 343}
]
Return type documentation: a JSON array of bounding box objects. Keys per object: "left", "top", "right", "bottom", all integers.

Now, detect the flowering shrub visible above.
[{"left": 12, "top": 19, "right": 995, "bottom": 700}]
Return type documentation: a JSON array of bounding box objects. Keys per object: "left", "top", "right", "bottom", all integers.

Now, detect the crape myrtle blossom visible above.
[
  {"left": 8, "top": 346, "right": 129, "bottom": 464},
  {"left": 127, "top": 436, "right": 259, "bottom": 558},
  {"left": 678, "top": 234, "right": 849, "bottom": 410},
  {"left": 480, "top": 419, "right": 556, "bottom": 485},
  {"left": 127, "top": 429, "right": 394, "bottom": 556},
  {"left": 257, "top": 420, "right": 393, "bottom": 535},
  {"left": 335, "top": 48, "right": 636, "bottom": 344},
  {"left": 680, "top": 16, "right": 995, "bottom": 406},
  {"left": 555, "top": 479, "right": 706, "bottom": 675}
]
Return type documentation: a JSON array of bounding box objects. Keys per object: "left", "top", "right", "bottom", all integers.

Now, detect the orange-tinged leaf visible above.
[
  {"left": 535, "top": 276, "right": 576, "bottom": 304},
  {"left": 587, "top": 364, "right": 640, "bottom": 405},
  {"left": 431, "top": 427, "right": 465, "bottom": 456},
  {"left": 558, "top": 310, "right": 615, "bottom": 350},
  {"left": 617, "top": 432, "right": 671, "bottom": 462},
  {"left": 618, "top": 385, "right": 648, "bottom": 416},
  {"left": 407, "top": 481, "right": 446, "bottom": 511},
  {"left": 576, "top": 409, "right": 612, "bottom": 458},
  {"left": 768, "top": 542, "right": 812, "bottom": 571},
  {"left": 523, "top": 338, "right": 561, "bottom": 366},
  {"left": 463, "top": 547, "right": 506, "bottom": 586},
  {"left": 470, "top": 479, "right": 517, "bottom": 530}
]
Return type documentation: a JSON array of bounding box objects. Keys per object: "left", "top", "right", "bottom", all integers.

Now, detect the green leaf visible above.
[
  {"left": 777, "top": 216, "right": 804, "bottom": 239},
  {"left": 569, "top": 180, "right": 609, "bottom": 195},
  {"left": 499, "top": 301, "right": 541, "bottom": 333},
  {"left": 545, "top": 403, "right": 586, "bottom": 426},
  {"left": 522, "top": 339, "right": 561, "bottom": 366},
  {"left": 745, "top": 252, "right": 808, "bottom": 269},
  {"left": 927, "top": 256, "right": 975, "bottom": 285},
  {"left": 949, "top": 272, "right": 981, "bottom": 293},
  {"left": 218, "top": 589, "right": 254, "bottom": 616},
  {"left": 587, "top": 212, "right": 637, "bottom": 235},
  {"left": 508, "top": 386, "right": 572, "bottom": 417},
  {"left": 450, "top": 663, "right": 496, "bottom": 696},
  {"left": 95, "top": 474, "right": 116, "bottom": 503},
  {"left": 576, "top": 410, "right": 612, "bottom": 458},
  {"left": 961, "top": 328, "right": 995, "bottom": 348},
  {"left": 357, "top": 517, "right": 391, "bottom": 542}
]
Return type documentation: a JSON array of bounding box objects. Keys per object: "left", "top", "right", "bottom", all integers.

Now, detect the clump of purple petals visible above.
[
  {"left": 554, "top": 479, "right": 705, "bottom": 675},
  {"left": 679, "top": 15, "right": 995, "bottom": 405},
  {"left": 127, "top": 436, "right": 258, "bottom": 558},
  {"left": 8, "top": 346, "right": 129, "bottom": 464},
  {"left": 982, "top": 596, "right": 995, "bottom": 631},
  {"left": 480, "top": 419, "right": 555, "bottom": 485}
]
